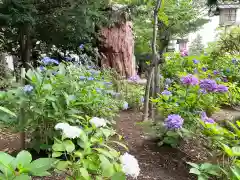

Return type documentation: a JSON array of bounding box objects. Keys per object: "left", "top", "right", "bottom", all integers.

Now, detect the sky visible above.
[{"left": 189, "top": 9, "right": 240, "bottom": 47}]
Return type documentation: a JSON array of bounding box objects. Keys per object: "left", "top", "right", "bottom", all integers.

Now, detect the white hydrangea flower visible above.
[
  {"left": 55, "top": 123, "right": 70, "bottom": 130},
  {"left": 55, "top": 123, "right": 82, "bottom": 139},
  {"left": 120, "top": 153, "right": 140, "bottom": 179},
  {"left": 89, "top": 117, "right": 107, "bottom": 128}
]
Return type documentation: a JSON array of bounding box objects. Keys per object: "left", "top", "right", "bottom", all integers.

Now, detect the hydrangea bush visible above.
[{"left": 0, "top": 60, "right": 124, "bottom": 151}]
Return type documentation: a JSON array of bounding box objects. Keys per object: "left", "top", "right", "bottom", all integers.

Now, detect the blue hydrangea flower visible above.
[
  {"left": 87, "top": 77, "right": 94, "bottom": 81},
  {"left": 222, "top": 77, "right": 228, "bottom": 82},
  {"left": 202, "top": 67, "right": 207, "bottom": 72},
  {"left": 199, "top": 89, "right": 207, "bottom": 94},
  {"left": 96, "top": 88, "right": 102, "bottom": 93},
  {"left": 161, "top": 90, "right": 172, "bottom": 96},
  {"left": 122, "top": 101, "right": 129, "bottom": 110},
  {"left": 193, "top": 68, "right": 198, "bottom": 74},
  {"left": 23, "top": 85, "right": 34, "bottom": 93},
  {"left": 79, "top": 44, "right": 84, "bottom": 49},
  {"left": 193, "top": 59, "right": 199, "bottom": 64},
  {"left": 140, "top": 96, "right": 144, "bottom": 103},
  {"left": 164, "top": 114, "right": 184, "bottom": 130},
  {"left": 226, "top": 68, "right": 230, "bottom": 73},
  {"left": 165, "top": 78, "right": 172, "bottom": 85},
  {"left": 80, "top": 76, "right": 86, "bottom": 80},
  {"left": 65, "top": 57, "right": 72, "bottom": 61},
  {"left": 232, "top": 58, "right": 237, "bottom": 64},
  {"left": 41, "top": 57, "right": 59, "bottom": 65},
  {"left": 39, "top": 66, "right": 45, "bottom": 72}
]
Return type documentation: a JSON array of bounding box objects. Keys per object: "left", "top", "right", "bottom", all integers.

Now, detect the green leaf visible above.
[
  {"left": 42, "top": 84, "right": 52, "bottom": 91},
  {"left": 80, "top": 168, "right": 90, "bottom": 180},
  {"left": 28, "top": 158, "right": 54, "bottom": 175},
  {"left": 231, "top": 166, "right": 240, "bottom": 179},
  {"left": 14, "top": 151, "right": 32, "bottom": 168},
  {"left": 14, "top": 174, "right": 31, "bottom": 180},
  {"left": 111, "top": 172, "right": 126, "bottom": 180},
  {"left": 109, "top": 141, "right": 128, "bottom": 151},
  {"left": 94, "top": 148, "right": 114, "bottom": 160},
  {"left": 0, "top": 152, "right": 15, "bottom": 177},
  {"left": 99, "top": 155, "right": 114, "bottom": 177},
  {"left": 189, "top": 168, "right": 201, "bottom": 175},
  {"left": 187, "top": 162, "right": 199, "bottom": 169},
  {"left": 52, "top": 141, "right": 65, "bottom": 152},
  {"left": 232, "top": 147, "right": 240, "bottom": 156},
  {"left": 198, "top": 175, "right": 208, "bottom": 180},
  {"left": 63, "top": 140, "right": 75, "bottom": 153},
  {"left": 0, "top": 106, "right": 16, "bottom": 117},
  {"left": 55, "top": 161, "right": 70, "bottom": 171},
  {"left": 221, "top": 143, "right": 234, "bottom": 157},
  {"left": 52, "top": 152, "right": 62, "bottom": 158}
]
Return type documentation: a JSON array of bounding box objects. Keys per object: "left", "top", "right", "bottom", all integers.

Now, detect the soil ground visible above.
[{"left": 1, "top": 108, "right": 239, "bottom": 179}]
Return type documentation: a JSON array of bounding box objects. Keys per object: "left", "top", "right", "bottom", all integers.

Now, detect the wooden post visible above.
[{"left": 20, "top": 68, "right": 26, "bottom": 149}]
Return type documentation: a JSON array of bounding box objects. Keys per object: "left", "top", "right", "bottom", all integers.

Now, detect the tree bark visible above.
[{"left": 142, "top": 0, "right": 162, "bottom": 121}]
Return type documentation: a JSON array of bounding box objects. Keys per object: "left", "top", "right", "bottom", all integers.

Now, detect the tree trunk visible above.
[
  {"left": 20, "top": 25, "right": 32, "bottom": 71},
  {"left": 142, "top": 0, "right": 162, "bottom": 121}
]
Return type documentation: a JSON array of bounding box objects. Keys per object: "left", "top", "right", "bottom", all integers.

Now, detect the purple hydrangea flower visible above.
[
  {"left": 201, "top": 112, "right": 215, "bottom": 124},
  {"left": 180, "top": 74, "right": 199, "bottom": 86},
  {"left": 222, "top": 77, "right": 228, "bottom": 82},
  {"left": 202, "top": 67, "right": 208, "bottom": 72},
  {"left": 164, "top": 114, "right": 184, "bottom": 130},
  {"left": 161, "top": 90, "right": 172, "bottom": 96},
  {"left": 200, "top": 79, "right": 218, "bottom": 92},
  {"left": 193, "top": 59, "right": 199, "bottom": 64},
  {"left": 213, "top": 70, "right": 219, "bottom": 75},
  {"left": 208, "top": 74, "right": 212, "bottom": 78},
  {"left": 128, "top": 75, "right": 140, "bottom": 82},
  {"left": 216, "top": 84, "right": 228, "bottom": 93},
  {"left": 122, "top": 101, "right": 129, "bottom": 110},
  {"left": 80, "top": 76, "right": 86, "bottom": 80},
  {"left": 23, "top": 85, "right": 34, "bottom": 93}
]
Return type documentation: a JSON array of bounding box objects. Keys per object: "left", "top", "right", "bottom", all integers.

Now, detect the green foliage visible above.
[
  {"left": 209, "top": 27, "right": 240, "bottom": 57},
  {"left": 0, "top": 0, "right": 109, "bottom": 56},
  {"left": 52, "top": 117, "right": 128, "bottom": 179},
  {"left": 0, "top": 150, "right": 54, "bottom": 179},
  {"left": 187, "top": 162, "right": 221, "bottom": 180},
  {"left": 0, "top": 62, "right": 122, "bottom": 151},
  {"left": 193, "top": 120, "right": 240, "bottom": 179}
]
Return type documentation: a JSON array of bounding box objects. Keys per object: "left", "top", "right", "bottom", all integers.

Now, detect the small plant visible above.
[
  {"left": 187, "top": 162, "right": 221, "bottom": 180},
  {"left": 0, "top": 150, "right": 54, "bottom": 180}
]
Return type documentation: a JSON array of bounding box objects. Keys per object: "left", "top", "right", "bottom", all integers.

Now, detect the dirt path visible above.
[{"left": 116, "top": 110, "right": 193, "bottom": 180}]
